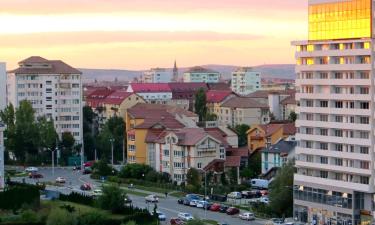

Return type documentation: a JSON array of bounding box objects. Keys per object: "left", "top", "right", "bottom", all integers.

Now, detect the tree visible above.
[
  {"left": 205, "top": 113, "right": 217, "bottom": 121},
  {"left": 83, "top": 106, "right": 97, "bottom": 160},
  {"left": 194, "top": 88, "right": 207, "bottom": 122},
  {"left": 288, "top": 111, "right": 297, "bottom": 122},
  {"left": 97, "top": 185, "right": 126, "bottom": 213},
  {"left": 119, "top": 163, "right": 153, "bottom": 179},
  {"left": 0, "top": 104, "right": 16, "bottom": 158},
  {"left": 46, "top": 208, "right": 77, "bottom": 225},
  {"left": 92, "top": 159, "right": 113, "bottom": 177},
  {"left": 234, "top": 124, "right": 250, "bottom": 147},
  {"left": 38, "top": 116, "right": 58, "bottom": 151},
  {"left": 248, "top": 151, "right": 261, "bottom": 179},
  {"left": 268, "top": 162, "right": 294, "bottom": 217},
  {"left": 186, "top": 168, "right": 201, "bottom": 188},
  {"left": 61, "top": 132, "right": 75, "bottom": 150}
]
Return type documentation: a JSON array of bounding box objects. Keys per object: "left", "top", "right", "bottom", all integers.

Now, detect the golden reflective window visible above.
[{"left": 309, "top": 0, "right": 371, "bottom": 40}]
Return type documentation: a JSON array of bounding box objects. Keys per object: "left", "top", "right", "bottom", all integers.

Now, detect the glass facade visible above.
[{"left": 309, "top": 0, "right": 371, "bottom": 40}]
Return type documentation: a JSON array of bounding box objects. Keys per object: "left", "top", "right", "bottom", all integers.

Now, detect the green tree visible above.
[
  {"left": 38, "top": 116, "right": 58, "bottom": 151},
  {"left": 46, "top": 208, "right": 77, "bottom": 225},
  {"left": 78, "top": 211, "right": 108, "bottom": 225},
  {"left": 0, "top": 104, "right": 16, "bottom": 158},
  {"left": 97, "top": 184, "right": 126, "bottom": 213},
  {"left": 14, "top": 100, "right": 39, "bottom": 163},
  {"left": 122, "top": 221, "right": 137, "bottom": 225},
  {"left": 194, "top": 88, "right": 207, "bottom": 122},
  {"left": 61, "top": 132, "right": 75, "bottom": 150},
  {"left": 234, "top": 124, "right": 250, "bottom": 147},
  {"left": 288, "top": 111, "right": 297, "bottom": 122},
  {"left": 205, "top": 113, "right": 217, "bottom": 121},
  {"left": 268, "top": 162, "right": 294, "bottom": 217},
  {"left": 92, "top": 158, "right": 113, "bottom": 176},
  {"left": 248, "top": 151, "right": 261, "bottom": 178},
  {"left": 83, "top": 106, "right": 97, "bottom": 160},
  {"left": 186, "top": 168, "right": 201, "bottom": 188},
  {"left": 119, "top": 163, "right": 153, "bottom": 179}
]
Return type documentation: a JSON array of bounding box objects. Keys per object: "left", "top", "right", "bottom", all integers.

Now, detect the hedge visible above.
[
  {"left": 0, "top": 184, "right": 40, "bottom": 210},
  {"left": 59, "top": 192, "right": 95, "bottom": 206}
]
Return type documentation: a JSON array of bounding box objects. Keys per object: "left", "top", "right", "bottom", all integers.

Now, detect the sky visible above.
[{"left": 0, "top": 0, "right": 308, "bottom": 70}]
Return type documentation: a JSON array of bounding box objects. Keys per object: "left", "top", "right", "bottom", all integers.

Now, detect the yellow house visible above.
[
  {"left": 126, "top": 103, "right": 198, "bottom": 164},
  {"left": 102, "top": 91, "right": 145, "bottom": 119},
  {"left": 246, "top": 123, "right": 296, "bottom": 152}
]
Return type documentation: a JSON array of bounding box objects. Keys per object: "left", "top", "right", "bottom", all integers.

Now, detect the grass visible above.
[
  {"left": 169, "top": 191, "right": 186, "bottom": 198},
  {"left": 203, "top": 219, "right": 218, "bottom": 224}
]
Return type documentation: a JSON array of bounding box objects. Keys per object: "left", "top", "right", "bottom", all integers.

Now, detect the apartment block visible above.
[
  {"left": 183, "top": 66, "right": 220, "bottom": 83},
  {"left": 293, "top": 0, "right": 374, "bottom": 224},
  {"left": 141, "top": 68, "right": 172, "bottom": 83},
  {"left": 0, "top": 63, "right": 6, "bottom": 111},
  {"left": 7, "top": 56, "right": 83, "bottom": 141},
  {"left": 231, "top": 67, "right": 261, "bottom": 95}
]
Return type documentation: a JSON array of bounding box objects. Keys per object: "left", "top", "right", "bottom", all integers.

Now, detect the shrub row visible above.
[
  {"left": 59, "top": 192, "right": 95, "bottom": 206},
  {"left": 0, "top": 184, "right": 40, "bottom": 210}
]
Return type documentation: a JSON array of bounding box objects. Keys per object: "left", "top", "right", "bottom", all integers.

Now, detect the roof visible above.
[
  {"left": 206, "top": 90, "right": 233, "bottom": 103},
  {"left": 86, "top": 88, "right": 115, "bottom": 108},
  {"left": 225, "top": 156, "right": 241, "bottom": 167},
  {"left": 227, "top": 146, "right": 249, "bottom": 157},
  {"left": 128, "top": 103, "right": 195, "bottom": 118},
  {"left": 262, "top": 140, "right": 296, "bottom": 154},
  {"left": 135, "top": 116, "right": 185, "bottom": 129},
  {"left": 207, "top": 83, "right": 231, "bottom": 91},
  {"left": 281, "top": 123, "right": 296, "bottom": 135},
  {"left": 102, "top": 90, "right": 135, "bottom": 105},
  {"left": 280, "top": 95, "right": 297, "bottom": 105},
  {"left": 220, "top": 96, "right": 268, "bottom": 109},
  {"left": 145, "top": 129, "right": 166, "bottom": 143},
  {"left": 250, "top": 122, "right": 296, "bottom": 137},
  {"left": 168, "top": 82, "right": 207, "bottom": 91},
  {"left": 185, "top": 66, "right": 219, "bottom": 74},
  {"left": 204, "top": 128, "right": 229, "bottom": 146},
  {"left": 129, "top": 83, "right": 171, "bottom": 93},
  {"left": 11, "top": 57, "right": 81, "bottom": 74},
  {"left": 246, "top": 89, "right": 295, "bottom": 99}
]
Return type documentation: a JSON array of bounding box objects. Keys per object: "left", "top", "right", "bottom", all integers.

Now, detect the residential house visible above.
[
  {"left": 280, "top": 94, "right": 297, "bottom": 120},
  {"left": 126, "top": 83, "right": 172, "bottom": 104},
  {"left": 183, "top": 66, "right": 221, "bottom": 83},
  {"left": 261, "top": 140, "right": 296, "bottom": 179},
  {"left": 218, "top": 96, "right": 270, "bottom": 127},
  {"left": 206, "top": 90, "right": 234, "bottom": 117},
  {"left": 102, "top": 90, "right": 146, "bottom": 119},
  {"left": 168, "top": 82, "right": 207, "bottom": 111},
  {"left": 246, "top": 122, "right": 296, "bottom": 152}
]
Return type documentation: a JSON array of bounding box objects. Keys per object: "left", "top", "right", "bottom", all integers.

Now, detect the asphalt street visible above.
[{"left": 11, "top": 167, "right": 268, "bottom": 225}]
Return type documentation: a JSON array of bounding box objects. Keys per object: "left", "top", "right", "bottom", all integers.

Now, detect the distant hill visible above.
[{"left": 80, "top": 64, "right": 295, "bottom": 83}]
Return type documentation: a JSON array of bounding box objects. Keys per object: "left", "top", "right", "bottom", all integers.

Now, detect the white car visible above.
[
  {"left": 154, "top": 211, "right": 166, "bottom": 221},
  {"left": 25, "top": 167, "right": 38, "bottom": 173},
  {"left": 239, "top": 212, "right": 255, "bottom": 221},
  {"left": 189, "top": 199, "right": 199, "bottom": 207},
  {"left": 196, "top": 200, "right": 209, "bottom": 208},
  {"left": 55, "top": 177, "right": 66, "bottom": 183},
  {"left": 178, "top": 212, "right": 194, "bottom": 221},
  {"left": 93, "top": 189, "right": 103, "bottom": 196},
  {"left": 260, "top": 196, "right": 269, "bottom": 204},
  {"left": 145, "top": 194, "right": 159, "bottom": 203},
  {"left": 227, "top": 191, "right": 242, "bottom": 199}
]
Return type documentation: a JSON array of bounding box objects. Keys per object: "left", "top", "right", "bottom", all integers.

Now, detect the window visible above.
[
  {"left": 360, "top": 176, "right": 369, "bottom": 184},
  {"left": 319, "top": 114, "right": 328, "bottom": 122},
  {"left": 335, "top": 144, "right": 343, "bottom": 152},
  {"left": 306, "top": 100, "right": 314, "bottom": 107},
  {"left": 320, "top": 157, "right": 328, "bottom": 164},
  {"left": 46, "top": 105, "right": 52, "bottom": 110},
  {"left": 334, "top": 130, "right": 343, "bottom": 137},
  {"left": 46, "top": 88, "right": 52, "bottom": 93},
  {"left": 360, "top": 87, "right": 369, "bottom": 94},
  {"left": 320, "top": 129, "right": 328, "bottom": 136},
  {"left": 197, "top": 163, "right": 202, "bottom": 169},
  {"left": 320, "top": 171, "right": 328, "bottom": 178},
  {"left": 163, "top": 150, "right": 169, "bottom": 156},
  {"left": 128, "top": 145, "right": 136, "bottom": 151},
  {"left": 360, "top": 72, "right": 369, "bottom": 79},
  {"left": 306, "top": 113, "right": 314, "bottom": 121},
  {"left": 305, "top": 141, "right": 313, "bottom": 148},
  {"left": 306, "top": 155, "right": 314, "bottom": 162},
  {"left": 359, "top": 117, "right": 369, "bottom": 124},
  {"left": 46, "top": 97, "right": 52, "bottom": 101},
  {"left": 335, "top": 116, "right": 343, "bottom": 123},
  {"left": 335, "top": 101, "right": 343, "bottom": 108},
  {"left": 334, "top": 158, "right": 343, "bottom": 166},
  {"left": 320, "top": 101, "right": 328, "bottom": 108},
  {"left": 46, "top": 81, "right": 52, "bottom": 85},
  {"left": 320, "top": 142, "right": 328, "bottom": 150},
  {"left": 306, "top": 127, "right": 313, "bottom": 135},
  {"left": 348, "top": 101, "right": 355, "bottom": 108},
  {"left": 360, "top": 146, "right": 369, "bottom": 154},
  {"left": 320, "top": 72, "right": 328, "bottom": 79},
  {"left": 72, "top": 83, "right": 80, "bottom": 88},
  {"left": 359, "top": 132, "right": 369, "bottom": 139},
  {"left": 360, "top": 161, "right": 370, "bottom": 169},
  {"left": 360, "top": 102, "right": 369, "bottom": 109}
]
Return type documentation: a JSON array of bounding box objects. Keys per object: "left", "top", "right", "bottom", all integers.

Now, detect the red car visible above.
[
  {"left": 226, "top": 207, "right": 240, "bottom": 215},
  {"left": 260, "top": 190, "right": 268, "bottom": 196},
  {"left": 84, "top": 161, "right": 95, "bottom": 167},
  {"left": 210, "top": 203, "right": 221, "bottom": 211},
  {"left": 170, "top": 218, "right": 185, "bottom": 225},
  {"left": 29, "top": 173, "right": 43, "bottom": 179}
]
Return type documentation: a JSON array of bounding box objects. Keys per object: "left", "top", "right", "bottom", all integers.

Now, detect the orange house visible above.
[{"left": 246, "top": 123, "right": 296, "bottom": 153}]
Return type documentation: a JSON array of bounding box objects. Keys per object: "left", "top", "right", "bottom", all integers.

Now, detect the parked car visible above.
[
  {"left": 210, "top": 203, "right": 221, "bottom": 211},
  {"left": 217, "top": 223, "right": 229, "bottom": 225},
  {"left": 189, "top": 199, "right": 199, "bottom": 207},
  {"left": 178, "top": 212, "right": 194, "bottom": 221},
  {"left": 178, "top": 198, "right": 185, "bottom": 204},
  {"left": 183, "top": 198, "right": 191, "bottom": 206},
  {"left": 55, "top": 177, "right": 66, "bottom": 183},
  {"left": 210, "top": 194, "right": 227, "bottom": 202},
  {"left": 83, "top": 161, "right": 95, "bottom": 167},
  {"left": 219, "top": 205, "right": 229, "bottom": 213},
  {"left": 83, "top": 167, "right": 92, "bottom": 175},
  {"left": 93, "top": 189, "right": 103, "bottom": 196},
  {"left": 196, "top": 200, "right": 211, "bottom": 209},
  {"left": 145, "top": 194, "right": 159, "bottom": 203},
  {"left": 25, "top": 167, "right": 38, "bottom": 173},
  {"left": 29, "top": 173, "right": 43, "bottom": 179},
  {"left": 260, "top": 196, "right": 269, "bottom": 204},
  {"left": 185, "top": 194, "right": 200, "bottom": 200},
  {"left": 152, "top": 211, "right": 166, "bottom": 221},
  {"left": 250, "top": 179, "right": 269, "bottom": 189},
  {"left": 124, "top": 196, "right": 132, "bottom": 204},
  {"left": 239, "top": 212, "right": 255, "bottom": 221},
  {"left": 227, "top": 192, "right": 242, "bottom": 199},
  {"left": 170, "top": 218, "right": 185, "bottom": 225},
  {"left": 226, "top": 207, "right": 240, "bottom": 215},
  {"left": 80, "top": 183, "right": 91, "bottom": 191},
  {"left": 271, "top": 218, "right": 285, "bottom": 225},
  {"left": 242, "top": 190, "right": 261, "bottom": 199}
]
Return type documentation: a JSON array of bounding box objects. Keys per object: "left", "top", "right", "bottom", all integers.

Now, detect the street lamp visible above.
[{"left": 109, "top": 138, "right": 115, "bottom": 166}]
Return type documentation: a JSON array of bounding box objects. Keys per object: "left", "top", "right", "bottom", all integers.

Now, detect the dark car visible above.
[
  {"left": 219, "top": 205, "right": 229, "bottom": 213},
  {"left": 29, "top": 173, "right": 43, "bottom": 179},
  {"left": 83, "top": 167, "right": 92, "bottom": 175},
  {"left": 183, "top": 198, "right": 191, "bottom": 206},
  {"left": 80, "top": 183, "right": 91, "bottom": 191},
  {"left": 226, "top": 207, "right": 240, "bottom": 215},
  {"left": 170, "top": 218, "right": 185, "bottom": 225},
  {"left": 242, "top": 190, "right": 262, "bottom": 199},
  {"left": 178, "top": 198, "right": 185, "bottom": 204},
  {"left": 202, "top": 202, "right": 212, "bottom": 210}
]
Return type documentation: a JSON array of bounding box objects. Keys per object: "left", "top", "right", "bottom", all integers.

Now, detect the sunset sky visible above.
[{"left": 0, "top": 0, "right": 307, "bottom": 70}]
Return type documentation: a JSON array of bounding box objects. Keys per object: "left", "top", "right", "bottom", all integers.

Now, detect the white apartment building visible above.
[
  {"left": 7, "top": 56, "right": 83, "bottom": 141},
  {"left": 231, "top": 67, "right": 261, "bottom": 95},
  {"left": 293, "top": 0, "right": 375, "bottom": 224},
  {"left": 0, "top": 63, "right": 6, "bottom": 110},
  {"left": 146, "top": 128, "right": 225, "bottom": 183},
  {"left": 0, "top": 123, "right": 4, "bottom": 190},
  {"left": 126, "top": 83, "right": 172, "bottom": 104},
  {"left": 183, "top": 66, "right": 220, "bottom": 83},
  {"left": 141, "top": 68, "right": 172, "bottom": 83}
]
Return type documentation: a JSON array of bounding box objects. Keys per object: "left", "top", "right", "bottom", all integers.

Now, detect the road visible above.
[{"left": 11, "top": 167, "right": 268, "bottom": 225}]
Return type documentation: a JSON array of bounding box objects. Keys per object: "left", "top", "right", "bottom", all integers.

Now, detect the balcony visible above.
[
  {"left": 296, "top": 133, "right": 371, "bottom": 146},
  {"left": 296, "top": 107, "right": 371, "bottom": 116},
  {"left": 295, "top": 48, "right": 371, "bottom": 58},
  {"left": 295, "top": 161, "right": 371, "bottom": 176},
  {"left": 296, "top": 147, "right": 370, "bottom": 161},
  {"left": 296, "top": 63, "right": 371, "bottom": 72},
  {"left": 296, "top": 78, "right": 370, "bottom": 86},
  {"left": 296, "top": 120, "right": 371, "bottom": 131},
  {"left": 296, "top": 93, "right": 371, "bottom": 101}
]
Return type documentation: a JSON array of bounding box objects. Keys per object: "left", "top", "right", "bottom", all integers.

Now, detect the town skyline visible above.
[{"left": 0, "top": 0, "right": 307, "bottom": 70}]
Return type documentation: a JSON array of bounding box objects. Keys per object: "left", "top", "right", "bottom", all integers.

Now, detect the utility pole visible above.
[
  {"left": 204, "top": 170, "right": 207, "bottom": 220},
  {"left": 110, "top": 138, "right": 115, "bottom": 166},
  {"left": 122, "top": 138, "right": 125, "bottom": 164}
]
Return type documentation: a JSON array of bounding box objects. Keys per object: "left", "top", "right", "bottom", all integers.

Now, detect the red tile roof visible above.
[
  {"left": 102, "top": 90, "right": 134, "bottom": 105},
  {"left": 227, "top": 147, "right": 249, "bottom": 157},
  {"left": 256, "top": 123, "right": 296, "bottom": 137},
  {"left": 136, "top": 117, "right": 185, "bottom": 129},
  {"left": 207, "top": 83, "right": 231, "bottom": 91},
  {"left": 282, "top": 123, "right": 296, "bottom": 135},
  {"left": 86, "top": 89, "right": 116, "bottom": 108},
  {"left": 128, "top": 103, "right": 197, "bottom": 119},
  {"left": 129, "top": 83, "right": 171, "bottom": 93},
  {"left": 225, "top": 156, "right": 241, "bottom": 167},
  {"left": 206, "top": 90, "right": 233, "bottom": 103},
  {"left": 169, "top": 83, "right": 208, "bottom": 100},
  {"left": 221, "top": 96, "right": 268, "bottom": 109},
  {"left": 11, "top": 57, "right": 81, "bottom": 74},
  {"left": 280, "top": 95, "right": 297, "bottom": 105}
]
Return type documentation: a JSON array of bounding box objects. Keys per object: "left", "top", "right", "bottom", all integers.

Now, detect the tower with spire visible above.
[{"left": 172, "top": 60, "right": 178, "bottom": 82}]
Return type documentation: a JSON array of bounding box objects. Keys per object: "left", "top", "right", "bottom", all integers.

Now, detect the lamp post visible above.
[
  {"left": 204, "top": 170, "right": 207, "bottom": 220},
  {"left": 109, "top": 138, "right": 115, "bottom": 166}
]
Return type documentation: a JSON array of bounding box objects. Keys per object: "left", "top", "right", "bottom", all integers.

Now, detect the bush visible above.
[
  {"left": 118, "top": 164, "right": 153, "bottom": 179},
  {"left": 0, "top": 184, "right": 40, "bottom": 210},
  {"left": 92, "top": 159, "right": 113, "bottom": 177},
  {"left": 78, "top": 211, "right": 109, "bottom": 225},
  {"left": 46, "top": 208, "right": 77, "bottom": 225},
  {"left": 59, "top": 192, "right": 95, "bottom": 206},
  {"left": 97, "top": 185, "right": 126, "bottom": 213},
  {"left": 20, "top": 209, "right": 39, "bottom": 223}
]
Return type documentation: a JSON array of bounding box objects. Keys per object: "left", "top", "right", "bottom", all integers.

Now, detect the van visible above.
[
  {"left": 250, "top": 179, "right": 269, "bottom": 189},
  {"left": 227, "top": 192, "right": 242, "bottom": 199}
]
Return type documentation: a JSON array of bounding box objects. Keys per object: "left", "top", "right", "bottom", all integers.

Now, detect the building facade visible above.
[
  {"left": 183, "top": 66, "right": 220, "bottom": 83},
  {"left": 141, "top": 68, "right": 172, "bottom": 83},
  {"left": 7, "top": 56, "right": 83, "bottom": 141},
  {"left": 0, "top": 63, "right": 6, "bottom": 110},
  {"left": 261, "top": 140, "right": 296, "bottom": 175},
  {"left": 126, "top": 83, "right": 172, "bottom": 104},
  {"left": 231, "top": 67, "right": 261, "bottom": 95},
  {"left": 293, "top": 0, "right": 375, "bottom": 224}
]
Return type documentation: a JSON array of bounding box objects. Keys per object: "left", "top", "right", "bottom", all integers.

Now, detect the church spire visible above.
[{"left": 173, "top": 60, "right": 178, "bottom": 82}]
